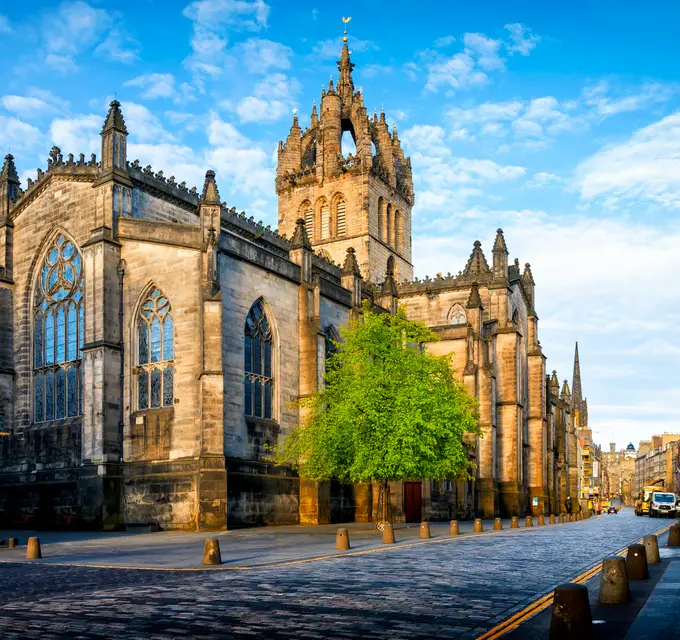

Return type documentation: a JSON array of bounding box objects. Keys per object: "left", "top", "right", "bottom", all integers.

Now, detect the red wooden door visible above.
[{"left": 404, "top": 482, "right": 422, "bottom": 523}]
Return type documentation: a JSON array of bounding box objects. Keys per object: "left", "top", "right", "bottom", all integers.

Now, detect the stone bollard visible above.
[
  {"left": 643, "top": 535, "right": 660, "bottom": 564},
  {"left": 382, "top": 523, "right": 396, "bottom": 544},
  {"left": 549, "top": 514, "right": 556, "bottom": 525},
  {"left": 449, "top": 520, "right": 459, "bottom": 536},
  {"left": 202, "top": 538, "right": 222, "bottom": 565},
  {"left": 525, "top": 516, "right": 533, "bottom": 528},
  {"left": 419, "top": 522, "right": 431, "bottom": 539},
  {"left": 668, "top": 523, "right": 680, "bottom": 547},
  {"left": 26, "top": 537, "right": 41, "bottom": 560},
  {"left": 549, "top": 583, "right": 592, "bottom": 639},
  {"left": 626, "top": 544, "right": 649, "bottom": 580},
  {"left": 538, "top": 515, "right": 545, "bottom": 526},
  {"left": 560, "top": 514, "right": 566, "bottom": 523},
  {"left": 493, "top": 517, "right": 503, "bottom": 531},
  {"left": 567, "top": 514, "right": 573, "bottom": 522},
  {"left": 8, "top": 538, "right": 18, "bottom": 549},
  {"left": 599, "top": 556, "right": 630, "bottom": 604},
  {"left": 336, "top": 528, "right": 350, "bottom": 550},
  {"left": 473, "top": 518, "right": 483, "bottom": 533},
  {"left": 511, "top": 516, "right": 519, "bottom": 529}
]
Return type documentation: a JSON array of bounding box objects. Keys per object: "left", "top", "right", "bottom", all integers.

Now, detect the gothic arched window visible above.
[
  {"left": 449, "top": 303, "right": 467, "bottom": 326},
  {"left": 244, "top": 299, "right": 273, "bottom": 420},
  {"left": 33, "top": 233, "right": 84, "bottom": 423},
  {"left": 136, "top": 287, "right": 174, "bottom": 410}
]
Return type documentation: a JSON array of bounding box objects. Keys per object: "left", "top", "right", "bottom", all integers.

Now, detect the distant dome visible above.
[{"left": 626, "top": 442, "right": 635, "bottom": 451}]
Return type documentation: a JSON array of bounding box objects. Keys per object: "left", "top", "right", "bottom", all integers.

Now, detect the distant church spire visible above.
[{"left": 572, "top": 341, "right": 583, "bottom": 409}]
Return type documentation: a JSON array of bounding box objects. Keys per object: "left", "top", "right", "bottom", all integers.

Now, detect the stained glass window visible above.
[
  {"left": 244, "top": 298, "right": 273, "bottom": 420},
  {"left": 136, "top": 287, "right": 174, "bottom": 410},
  {"left": 33, "top": 233, "right": 84, "bottom": 423}
]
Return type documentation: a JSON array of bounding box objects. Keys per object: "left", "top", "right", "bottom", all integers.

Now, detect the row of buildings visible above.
[
  {"left": 634, "top": 434, "right": 680, "bottom": 497},
  {"left": 0, "top": 38, "right": 595, "bottom": 529}
]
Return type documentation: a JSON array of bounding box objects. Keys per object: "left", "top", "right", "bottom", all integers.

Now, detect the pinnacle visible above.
[
  {"left": 290, "top": 217, "right": 312, "bottom": 250},
  {"left": 381, "top": 255, "right": 398, "bottom": 297},
  {"left": 466, "top": 282, "right": 483, "bottom": 309},
  {"left": 493, "top": 228, "right": 508, "bottom": 254},
  {"left": 0, "top": 153, "right": 20, "bottom": 184},
  {"left": 101, "top": 99, "right": 128, "bottom": 135},
  {"left": 463, "top": 240, "right": 491, "bottom": 277},
  {"left": 200, "top": 169, "right": 221, "bottom": 205},
  {"left": 342, "top": 247, "right": 361, "bottom": 277}
]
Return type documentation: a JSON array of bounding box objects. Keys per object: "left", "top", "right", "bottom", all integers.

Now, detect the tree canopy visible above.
[{"left": 269, "top": 303, "right": 480, "bottom": 484}]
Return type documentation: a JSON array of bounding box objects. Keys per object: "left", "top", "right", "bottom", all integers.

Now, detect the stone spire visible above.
[
  {"left": 550, "top": 370, "right": 560, "bottom": 396},
  {"left": 522, "top": 262, "right": 535, "bottom": 311},
  {"left": 561, "top": 379, "right": 571, "bottom": 403},
  {"left": 572, "top": 342, "right": 583, "bottom": 410},
  {"left": 310, "top": 101, "right": 318, "bottom": 128},
  {"left": 492, "top": 228, "right": 508, "bottom": 281},
  {"left": 463, "top": 240, "right": 491, "bottom": 277},
  {"left": 337, "top": 43, "right": 355, "bottom": 103},
  {"left": 200, "top": 170, "right": 221, "bottom": 205}
]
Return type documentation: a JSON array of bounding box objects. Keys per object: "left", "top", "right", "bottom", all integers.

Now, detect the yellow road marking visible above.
[{"left": 476, "top": 522, "right": 673, "bottom": 640}]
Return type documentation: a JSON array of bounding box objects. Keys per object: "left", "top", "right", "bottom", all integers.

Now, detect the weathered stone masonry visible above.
[{"left": 0, "top": 41, "right": 586, "bottom": 529}]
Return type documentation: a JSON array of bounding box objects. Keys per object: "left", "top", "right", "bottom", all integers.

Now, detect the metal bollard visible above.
[
  {"left": 419, "top": 522, "right": 431, "bottom": 539},
  {"left": 449, "top": 520, "right": 459, "bottom": 536},
  {"left": 493, "top": 517, "right": 502, "bottom": 530},
  {"left": 473, "top": 518, "right": 483, "bottom": 533}
]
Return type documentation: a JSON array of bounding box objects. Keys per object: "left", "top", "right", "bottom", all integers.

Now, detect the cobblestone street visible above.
[{"left": 0, "top": 511, "right": 672, "bottom": 639}]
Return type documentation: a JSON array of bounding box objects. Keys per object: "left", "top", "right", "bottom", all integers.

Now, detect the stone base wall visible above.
[{"left": 227, "top": 458, "right": 299, "bottom": 528}]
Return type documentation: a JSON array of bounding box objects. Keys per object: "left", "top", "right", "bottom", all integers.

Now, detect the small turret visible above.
[
  {"left": 378, "top": 255, "right": 399, "bottom": 315},
  {"left": 0, "top": 154, "right": 20, "bottom": 218},
  {"left": 200, "top": 169, "right": 221, "bottom": 206},
  {"left": 463, "top": 240, "right": 491, "bottom": 278},
  {"left": 311, "top": 102, "right": 318, "bottom": 128},
  {"left": 492, "top": 228, "right": 508, "bottom": 281},
  {"left": 290, "top": 217, "right": 312, "bottom": 250},
  {"left": 466, "top": 282, "right": 483, "bottom": 309},
  {"left": 100, "top": 100, "right": 128, "bottom": 172}
]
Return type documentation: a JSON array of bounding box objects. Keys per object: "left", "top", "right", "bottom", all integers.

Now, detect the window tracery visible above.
[
  {"left": 33, "top": 233, "right": 84, "bottom": 423},
  {"left": 136, "top": 287, "right": 174, "bottom": 410},
  {"left": 244, "top": 299, "right": 273, "bottom": 420},
  {"left": 449, "top": 303, "right": 467, "bottom": 326}
]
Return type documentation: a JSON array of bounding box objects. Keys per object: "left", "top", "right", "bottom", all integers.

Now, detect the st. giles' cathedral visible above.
[{"left": 0, "top": 27, "right": 587, "bottom": 529}]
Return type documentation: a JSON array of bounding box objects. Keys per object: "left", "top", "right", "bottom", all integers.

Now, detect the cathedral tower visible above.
[{"left": 276, "top": 32, "right": 414, "bottom": 283}]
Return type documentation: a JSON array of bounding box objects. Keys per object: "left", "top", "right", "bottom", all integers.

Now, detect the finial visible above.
[{"left": 342, "top": 16, "right": 352, "bottom": 43}]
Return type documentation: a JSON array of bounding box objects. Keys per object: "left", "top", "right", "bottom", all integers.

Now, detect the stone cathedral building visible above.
[{"left": 0, "top": 41, "right": 584, "bottom": 530}]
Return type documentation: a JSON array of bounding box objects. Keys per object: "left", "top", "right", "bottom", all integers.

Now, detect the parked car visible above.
[
  {"left": 607, "top": 504, "right": 618, "bottom": 514},
  {"left": 649, "top": 492, "right": 677, "bottom": 518}
]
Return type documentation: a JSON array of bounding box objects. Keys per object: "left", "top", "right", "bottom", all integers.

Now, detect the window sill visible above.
[{"left": 245, "top": 416, "right": 279, "bottom": 428}]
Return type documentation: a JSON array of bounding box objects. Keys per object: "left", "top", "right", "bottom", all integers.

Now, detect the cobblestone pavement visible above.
[{"left": 0, "top": 511, "right": 672, "bottom": 640}]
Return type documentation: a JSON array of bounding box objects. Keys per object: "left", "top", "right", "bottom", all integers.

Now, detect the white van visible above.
[{"left": 650, "top": 492, "right": 676, "bottom": 518}]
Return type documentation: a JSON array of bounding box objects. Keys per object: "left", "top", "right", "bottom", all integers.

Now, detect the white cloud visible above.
[
  {"left": 49, "top": 114, "right": 101, "bottom": 155},
  {"left": 42, "top": 1, "right": 112, "bottom": 71},
  {"left": 233, "top": 38, "right": 292, "bottom": 74},
  {"left": 0, "top": 115, "right": 42, "bottom": 151},
  {"left": 122, "top": 102, "right": 177, "bottom": 144},
  {"left": 527, "top": 172, "right": 564, "bottom": 188},
  {"left": 1, "top": 96, "right": 51, "bottom": 117},
  {"left": 582, "top": 80, "right": 675, "bottom": 117},
  {"left": 125, "top": 74, "right": 177, "bottom": 100},
  {"left": 576, "top": 112, "right": 680, "bottom": 209},
  {"left": 504, "top": 23, "right": 540, "bottom": 56},
  {"left": 95, "top": 29, "right": 140, "bottom": 64},
  {"left": 182, "top": 0, "right": 270, "bottom": 76},
  {"left": 434, "top": 35, "right": 456, "bottom": 48},
  {"left": 359, "top": 64, "right": 394, "bottom": 79},
  {"left": 231, "top": 73, "right": 300, "bottom": 124},
  {"left": 463, "top": 33, "right": 504, "bottom": 71}
]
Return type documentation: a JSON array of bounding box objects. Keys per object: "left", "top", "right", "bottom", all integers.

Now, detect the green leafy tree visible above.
[{"left": 270, "top": 302, "right": 480, "bottom": 523}]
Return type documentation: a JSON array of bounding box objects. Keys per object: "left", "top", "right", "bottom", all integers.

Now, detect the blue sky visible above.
[{"left": 2, "top": 0, "right": 680, "bottom": 450}]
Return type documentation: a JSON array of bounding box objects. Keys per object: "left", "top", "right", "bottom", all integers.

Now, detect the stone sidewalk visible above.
[{"left": 1, "top": 515, "right": 543, "bottom": 569}]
